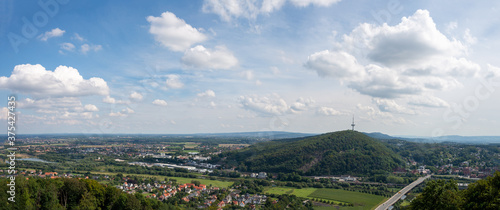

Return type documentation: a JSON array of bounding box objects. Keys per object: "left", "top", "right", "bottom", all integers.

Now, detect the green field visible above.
[
  {"left": 90, "top": 171, "right": 233, "bottom": 188},
  {"left": 264, "top": 187, "right": 317, "bottom": 198},
  {"left": 309, "top": 189, "right": 386, "bottom": 210},
  {"left": 264, "top": 187, "right": 386, "bottom": 210}
]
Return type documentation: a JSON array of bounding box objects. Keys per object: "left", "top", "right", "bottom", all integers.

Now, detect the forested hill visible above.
[{"left": 222, "top": 130, "right": 404, "bottom": 176}]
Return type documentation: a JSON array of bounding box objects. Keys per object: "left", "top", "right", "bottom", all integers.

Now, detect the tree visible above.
[
  {"left": 462, "top": 171, "right": 500, "bottom": 210},
  {"left": 409, "top": 179, "right": 462, "bottom": 210}
]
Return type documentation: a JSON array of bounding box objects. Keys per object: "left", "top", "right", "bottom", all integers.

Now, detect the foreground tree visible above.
[
  {"left": 409, "top": 179, "right": 462, "bottom": 210},
  {"left": 462, "top": 171, "right": 500, "bottom": 210}
]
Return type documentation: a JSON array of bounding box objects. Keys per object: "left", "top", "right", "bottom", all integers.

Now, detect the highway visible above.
[{"left": 375, "top": 175, "right": 431, "bottom": 210}]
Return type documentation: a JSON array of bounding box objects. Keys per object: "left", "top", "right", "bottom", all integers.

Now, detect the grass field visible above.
[
  {"left": 218, "top": 144, "right": 250, "bottom": 147},
  {"left": 89, "top": 171, "right": 233, "bottom": 188},
  {"left": 264, "top": 187, "right": 317, "bottom": 198},
  {"left": 183, "top": 150, "right": 199, "bottom": 153},
  {"left": 264, "top": 187, "right": 386, "bottom": 210},
  {"left": 309, "top": 189, "right": 386, "bottom": 210}
]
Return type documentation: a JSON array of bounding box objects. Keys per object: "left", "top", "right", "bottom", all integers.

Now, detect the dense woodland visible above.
[
  {"left": 408, "top": 171, "right": 500, "bottom": 210},
  {"left": 0, "top": 177, "right": 175, "bottom": 210},
  {"left": 221, "top": 131, "right": 404, "bottom": 176}
]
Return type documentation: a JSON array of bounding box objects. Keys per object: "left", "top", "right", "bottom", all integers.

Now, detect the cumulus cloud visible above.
[
  {"left": 84, "top": 104, "right": 99, "bottom": 112},
  {"left": 356, "top": 104, "right": 408, "bottom": 124},
  {"left": 81, "top": 44, "right": 102, "bottom": 54},
  {"left": 182, "top": 45, "right": 238, "bottom": 70},
  {"left": 373, "top": 98, "right": 415, "bottom": 115},
  {"left": 109, "top": 107, "right": 134, "bottom": 117},
  {"left": 203, "top": 0, "right": 340, "bottom": 21},
  {"left": 102, "top": 96, "right": 127, "bottom": 104},
  {"left": 17, "top": 97, "right": 100, "bottom": 122},
  {"left": 239, "top": 94, "right": 314, "bottom": 116},
  {"left": 316, "top": 107, "right": 340, "bottom": 116},
  {"left": 290, "top": 98, "right": 314, "bottom": 113},
  {"left": 147, "top": 11, "right": 207, "bottom": 52},
  {"left": 60, "top": 43, "right": 75, "bottom": 52},
  {"left": 197, "top": 90, "right": 216, "bottom": 97},
  {"left": 38, "top": 28, "right": 65, "bottom": 41},
  {"left": 165, "top": 74, "right": 184, "bottom": 89},
  {"left": 129, "top": 91, "right": 143, "bottom": 101},
  {"left": 305, "top": 50, "right": 364, "bottom": 78},
  {"left": 152, "top": 99, "right": 168, "bottom": 106},
  {"left": 0, "top": 64, "right": 109, "bottom": 98},
  {"left": 0, "top": 107, "right": 9, "bottom": 120},
  {"left": 408, "top": 95, "right": 449, "bottom": 108},
  {"left": 289, "top": 0, "right": 341, "bottom": 7},
  {"left": 306, "top": 9, "right": 479, "bottom": 105},
  {"left": 239, "top": 94, "right": 289, "bottom": 116}
]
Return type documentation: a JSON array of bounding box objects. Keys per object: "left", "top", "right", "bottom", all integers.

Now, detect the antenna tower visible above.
[{"left": 351, "top": 116, "right": 355, "bottom": 131}]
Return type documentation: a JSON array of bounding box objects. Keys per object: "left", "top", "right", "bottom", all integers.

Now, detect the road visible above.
[{"left": 375, "top": 175, "right": 431, "bottom": 210}]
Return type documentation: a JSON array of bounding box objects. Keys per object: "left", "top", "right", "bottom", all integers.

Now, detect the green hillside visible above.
[{"left": 223, "top": 130, "right": 404, "bottom": 176}]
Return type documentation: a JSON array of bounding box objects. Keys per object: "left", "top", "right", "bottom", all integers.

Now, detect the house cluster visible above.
[
  {"left": 213, "top": 190, "right": 268, "bottom": 209},
  {"left": 119, "top": 181, "right": 208, "bottom": 199},
  {"left": 127, "top": 161, "right": 214, "bottom": 173},
  {"left": 436, "top": 164, "right": 498, "bottom": 178},
  {"left": 249, "top": 172, "right": 267, "bottom": 179}
]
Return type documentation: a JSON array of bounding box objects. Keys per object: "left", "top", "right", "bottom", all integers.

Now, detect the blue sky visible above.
[{"left": 1, "top": 0, "right": 500, "bottom": 136}]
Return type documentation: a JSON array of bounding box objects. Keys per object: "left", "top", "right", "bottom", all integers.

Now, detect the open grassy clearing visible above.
[
  {"left": 264, "top": 187, "right": 386, "bottom": 210},
  {"left": 88, "top": 171, "right": 233, "bottom": 188},
  {"left": 264, "top": 187, "right": 345, "bottom": 205},
  {"left": 218, "top": 144, "right": 250, "bottom": 147},
  {"left": 309, "top": 188, "right": 386, "bottom": 210}
]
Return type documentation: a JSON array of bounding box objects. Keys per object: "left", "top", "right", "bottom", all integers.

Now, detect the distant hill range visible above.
[
  {"left": 222, "top": 130, "right": 404, "bottom": 176},
  {"left": 8, "top": 131, "right": 500, "bottom": 144},
  {"left": 363, "top": 132, "right": 500, "bottom": 144}
]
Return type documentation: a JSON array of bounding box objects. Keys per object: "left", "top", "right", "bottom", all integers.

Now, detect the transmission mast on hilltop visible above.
[{"left": 351, "top": 116, "right": 355, "bottom": 131}]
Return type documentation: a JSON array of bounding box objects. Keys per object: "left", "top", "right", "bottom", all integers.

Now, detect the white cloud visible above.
[
  {"left": 84, "top": 104, "right": 99, "bottom": 112},
  {"left": 373, "top": 98, "right": 415, "bottom": 115},
  {"left": 463, "top": 28, "right": 477, "bottom": 45},
  {"left": 239, "top": 94, "right": 289, "bottom": 116},
  {"left": 290, "top": 97, "right": 314, "bottom": 113},
  {"left": 306, "top": 9, "right": 479, "bottom": 101},
  {"left": 17, "top": 97, "right": 100, "bottom": 122},
  {"left": 305, "top": 50, "right": 364, "bottom": 78},
  {"left": 73, "top": 33, "right": 85, "bottom": 42},
  {"left": 147, "top": 11, "right": 207, "bottom": 52},
  {"left": 240, "top": 70, "right": 254, "bottom": 80},
  {"left": 38, "top": 28, "right": 65, "bottom": 41},
  {"left": 408, "top": 95, "right": 449, "bottom": 108},
  {"left": 60, "top": 43, "right": 75, "bottom": 51},
  {"left": 203, "top": 0, "right": 340, "bottom": 21},
  {"left": 289, "top": 0, "right": 341, "bottom": 7},
  {"left": 109, "top": 111, "right": 127, "bottom": 117},
  {"left": 316, "top": 107, "right": 340, "bottom": 116},
  {"left": 102, "top": 96, "right": 127, "bottom": 104},
  {"left": 165, "top": 74, "right": 184, "bottom": 89},
  {"left": 360, "top": 10, "right": 466, "bottom": 66},
  {"left": 182, "top": 45, "right": 238, "bottom": 70},
  {"left": 261, "top": 0, "right": 287, "bottom": 13},
  {"left": 81, "top": 44, "right": 102, "bottom": 54},
  {"left": 152, "top": 99, "right": 168, "bottom": 106},
  {"left": 124, "top": 107, "right": 135, "bottom": 114},
  {"left": 129, "top": 91, "right": 143, "bottom": 101},
  {"left": 109, "top": 107, "right": 134, "bottom": 117},
  {"left": 197, "top": 90, "right": 216, "bottom": 97},
  {"left": 0, "top": 64, "right": 109, "bottom": 98},
  {"left": 0, "top": 107, "right": 9, "bottom": 120}
]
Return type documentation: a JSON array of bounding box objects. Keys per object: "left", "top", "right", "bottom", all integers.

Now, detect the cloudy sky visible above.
[{"left": 1, "top": 0, "right": 500, "bottom": 136}]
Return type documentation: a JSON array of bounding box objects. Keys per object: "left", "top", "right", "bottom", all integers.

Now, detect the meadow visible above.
[{"left": 264, "top": 187, "right": 387, "bottom": 210}]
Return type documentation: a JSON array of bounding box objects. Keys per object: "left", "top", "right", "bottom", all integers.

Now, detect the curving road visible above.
[{"left": 375, "top": 175, "right": 431, "bottom": 210}]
